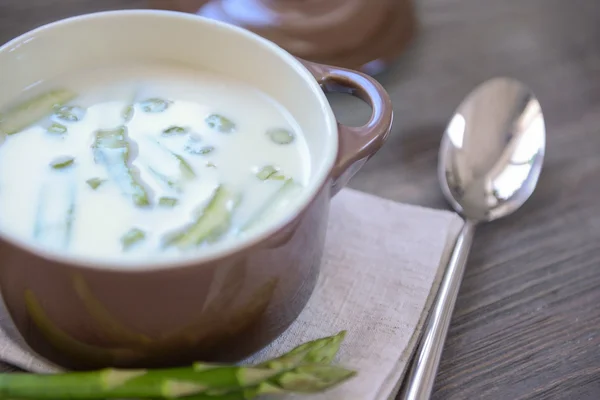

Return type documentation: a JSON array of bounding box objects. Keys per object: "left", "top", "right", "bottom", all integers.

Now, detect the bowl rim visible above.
[{"left": 0, "top": 9, "right": 339, "bottom": 272}]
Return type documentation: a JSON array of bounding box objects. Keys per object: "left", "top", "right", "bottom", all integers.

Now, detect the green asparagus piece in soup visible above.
[
  {"left": 205, "top": 114, "right": 236, "bottom": 133},
  {"left": 49, "top": 156, "right": 75, "bottom": 170},
  {"left": 153, "top": 140, "right": 196, "bottom": 180},
  {"left": 85, "top": 178, "right": 105, "bottom": 190},
  {"left": 140, "top": 98, "right": 170, "bottom": 113},
  {"left": 92, "top": 126, "right": 150, "bottom": 207},
  {"left": 194, "top": 146, "right": 214, "bottom": 155},
  {"left": 148, "top": 166, "right": 182, "bottom": 192},
  {"left": 256, "top": 165, "right": 286, "bottom": 181},
  {"left": 54, "top": 105, "right": 86, "bottom": 122},
  {"left": 162, "top": 125, "right": 189, "bottom": 135},
  {"left": 34, "top": 175, "right": 77, "bottom": 249},
  {"left": 242, "top": 179, "right": 300, "bottom": 233},
  {"left": 174, "top": 153, "right": 195, "bottom": 179},
  {"left": 0, "top": 89, "right": 76, "bottom": 135},
  {"left": 184, "top": 137, "right": 214, "bottom": 156},
  {"left": 158, "top": 197, "right": 179, "bottom": 207},
  {"left": 164, "top": 186, "right": 238, "bottom": 249},
  {"left": 122, "top": 89, "right": 139, "bottom": 123},
  {"left": 121, "top": 228, "right": 146, "bottom": 250},
  {"left": 267, "top": 128, "right": 295, "bottom": 145},
  {"left": 47, "top": 122, "right": 68, "bottom": 135},
  {"left": 121, "top": 105, "right": 135, "bottom": 123}
]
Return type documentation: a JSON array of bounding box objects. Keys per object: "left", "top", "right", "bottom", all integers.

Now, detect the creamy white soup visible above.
[{"left": 0, "top": 64, "right": 310, "bottom": 261}]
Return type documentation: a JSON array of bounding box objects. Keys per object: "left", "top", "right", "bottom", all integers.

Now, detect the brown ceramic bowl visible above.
[
  {"left": 0, "top": 10, "right": 393, "bottom": 370},
  {"left": 158, "top": 0, "right": 417, "bottom": 75}
]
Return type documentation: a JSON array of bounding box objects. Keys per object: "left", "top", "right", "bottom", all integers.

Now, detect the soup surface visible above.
[{"left": 0, "top": 64, "right": 310, "bottom": 262}]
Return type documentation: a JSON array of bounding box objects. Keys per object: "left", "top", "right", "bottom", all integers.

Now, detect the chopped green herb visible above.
[
  {"left": 122, "top": 105, "right": 134, "bottom": 123},
  {"left": 267, "top": 128, "right": 295, "bottom": 145},
  {"left": 205, "top": 114, "right": 235, "bottom": 133},
  {"left": 92, "top": 126, "right": 150, "bottom": 207},
  {"left": 140, "top": 98, "right": 170, "bottom": 113},
  {"left": 47, "top": 122, "right": 67, "bottom": 135},
  {"left": 121, "top": 228, "right": 146, "bottom": 250},
  {"left": 85, "top": 178, "right": 105, "bottom": 190},
  {"left": 50, "top": 156, "right": 75, "bottom": 169},
  {"left": 206, "top": 162, "right": 217, "bottom": 168},
  {"left": 0, "top": 89, "right": 76, "bottom": 135},
  {"left": 54, "top": 105, "right": 86, "bottom": 122},
  {"left": 159, "top": 197, "right": 179, "bottom": 207},
  {"left": 162, "top": 126, "right": 189, "bottom": 135},
  {"left": 164, "top": 186, "right": 238, "bottom": 249},
  {"left": 256, "top": 165, "right": 286, "bottom": 181}
]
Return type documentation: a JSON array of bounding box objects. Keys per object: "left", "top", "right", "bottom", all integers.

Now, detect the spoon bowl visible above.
[
  {"left": 439, "top": 77, "right": 545, "bottom": 222},
  {"left": 400, "top": 77, "right": 546, "bottom": 400}
]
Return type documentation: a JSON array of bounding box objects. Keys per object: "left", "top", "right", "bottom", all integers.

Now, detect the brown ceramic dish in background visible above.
[
  {"left": 0, "top": 10, "right": 393, "bottom": 370},
  {"left": 156, "top": 0, "right": 417, "bottom": 75}
]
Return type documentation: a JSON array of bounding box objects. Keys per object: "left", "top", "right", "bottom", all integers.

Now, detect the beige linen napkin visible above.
[{"left": 0, "top": 188, "right": 463, "bottom": 400}]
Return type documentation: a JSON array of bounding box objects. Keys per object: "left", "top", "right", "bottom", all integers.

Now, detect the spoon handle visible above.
[{"left": 399, "top": 219, "right": 476, "bottom": 400}]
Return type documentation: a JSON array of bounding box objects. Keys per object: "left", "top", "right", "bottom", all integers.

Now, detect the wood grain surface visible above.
[{"left": 1, "top": 0, "right": 600, "bottom": 399}]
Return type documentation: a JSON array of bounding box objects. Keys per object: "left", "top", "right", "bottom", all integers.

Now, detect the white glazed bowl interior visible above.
[{"left": 0, "top": 10, "right": 339, "bottom": 269}]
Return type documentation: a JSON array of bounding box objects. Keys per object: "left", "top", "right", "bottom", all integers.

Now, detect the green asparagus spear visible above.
[
  {"left": 163, "top": 185, "right": 238, "bottom": 249},
  {"left": 170, "top": 364, "right": 356, "bottom": 400},
  {"left": 92, "top": 126, "right": 150, "bottom": 207},
  {"left": 0, "top": 89, "right": 76, "bottom": 135},
  {"left": 0, "top": 332, "right": 352, "bottom": 399},
  {"left": 284, "top": 329, "right": 346, "bottom": 364}
]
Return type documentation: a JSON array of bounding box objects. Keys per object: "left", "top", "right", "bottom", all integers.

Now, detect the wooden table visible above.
[{"left": 1, "top": 1, "right": 600, "bottom": 398}]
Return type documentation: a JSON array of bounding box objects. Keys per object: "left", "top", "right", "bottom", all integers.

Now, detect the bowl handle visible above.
[{"left": 300, "top": 59, "right": 394, "bottom": 196}]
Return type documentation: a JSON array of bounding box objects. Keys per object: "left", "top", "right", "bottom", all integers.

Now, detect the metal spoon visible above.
[{"left": 399, "top": 77, "right": 546, "bottom": 400}]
